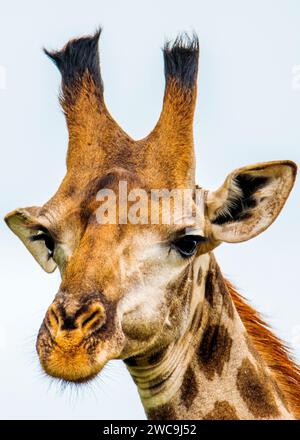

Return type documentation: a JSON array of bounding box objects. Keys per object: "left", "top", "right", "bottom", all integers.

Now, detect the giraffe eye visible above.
[
  {"left": 29, "top": 232, "right": 55, "bottom": 258},
  {"left": 172, "top": 235, "right": 207, "bottom": 258}
]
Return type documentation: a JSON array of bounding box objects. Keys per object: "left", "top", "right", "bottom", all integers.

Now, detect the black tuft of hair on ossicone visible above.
[
  {"left": 163, "top": 33, "right": 199, "bottom": 89},
  {"left": 44, "top": 28, "right": 103, "bottom": 95}
]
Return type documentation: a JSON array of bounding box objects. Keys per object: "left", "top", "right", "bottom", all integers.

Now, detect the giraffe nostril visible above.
[
  {"left": 46, "top": 304, "right": 60, "bottom": 336},
  {"left": 50, "top": 308, "right": 59, "bottom": 325},
  {"left": 79, "top": 305, "right": 105, "bottom": 333},
  {"left": 82, "top": 310, "right": 101, "bottom": 328},
  {"left": 45, "top": 302, "right": 105, "bottom": 337}
]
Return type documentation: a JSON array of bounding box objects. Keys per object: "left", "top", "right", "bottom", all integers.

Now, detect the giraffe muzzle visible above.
[{"left": 36, "top": 300, "right": 111, "bottom": 383}]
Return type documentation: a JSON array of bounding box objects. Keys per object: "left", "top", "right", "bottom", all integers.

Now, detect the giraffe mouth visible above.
[{"left": 36, "top": 322, "right": 107, "bottom": 383}]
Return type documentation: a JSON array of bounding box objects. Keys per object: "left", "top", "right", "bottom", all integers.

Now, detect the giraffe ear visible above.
[
  {"left": 206, "top": 161, "right": 297, "bottom": 243},
  {"left": 4, "top": 207, "right": 57, "bottom": 273}
]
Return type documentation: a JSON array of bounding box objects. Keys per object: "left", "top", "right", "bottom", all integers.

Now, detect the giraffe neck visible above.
[{"left": 126, "top": 253, "right": 293, "bottom": 420}]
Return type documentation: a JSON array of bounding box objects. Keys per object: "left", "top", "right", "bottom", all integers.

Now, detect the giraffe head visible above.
[{"left": 5, "top": 30, "right": 296, "bottom": 384}]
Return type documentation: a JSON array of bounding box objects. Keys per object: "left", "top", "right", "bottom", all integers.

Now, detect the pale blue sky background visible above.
[{"left": 0, "top": 0, "right": 299, "bottom": 420}]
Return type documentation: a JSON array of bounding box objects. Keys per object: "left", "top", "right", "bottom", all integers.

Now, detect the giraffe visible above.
[{"left": 4, "top": 29, "right": 300, "bottom": 419}]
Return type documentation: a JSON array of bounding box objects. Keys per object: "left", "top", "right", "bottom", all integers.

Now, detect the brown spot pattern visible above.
[
  {"left": 204, "top": 260, "right": 235, "bottom": 319},
  {"left": 227, "top": 280, "right": 300, "bottom": 419},
  {"left": 204, "top": 270, "right": 214, "bottom": 306},
  {"left": 180, "top": 365, "right": 198, "bottom": 410},
  {"left": 148, "top": 349, "right": 167, "bottom": 365},
  {"left": 236, "top": 358, "right": 279, "bottom": 418},
  {"left": 166, "top": 264, "right": 191, "bottom": 300},
  {"left": 204, "top": 400, "right": 239, "bottom": 420},
  {"left": 197, "top": 324, "right": 233, "bottom": 380},
  {"left": 216, "top": 272, "right": 234, "bottom": 319},
  {"left": 177, "top": 264, "right": 192, "bottom": 297},
  {"left": 147, "top": 403, "right": 176, "bottom": 420},
  {"left": 197, "top": 266, "right": 203, "bottom": 285}
]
